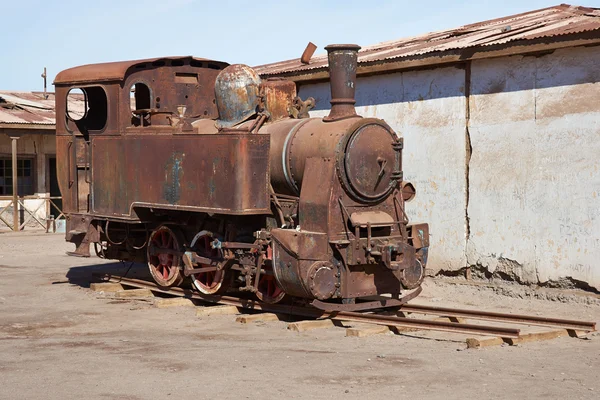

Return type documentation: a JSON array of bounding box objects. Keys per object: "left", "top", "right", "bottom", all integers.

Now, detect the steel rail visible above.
[
  {"left": 95, "top": 274, "right": 521, "bottom": 338},
  {"left": 399, "top": 304, "right": 597, "bottom": 332}
]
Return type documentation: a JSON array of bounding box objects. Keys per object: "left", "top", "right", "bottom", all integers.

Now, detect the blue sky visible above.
[{"left": 0, "top": 0, "right": 589, "bottom": 91}]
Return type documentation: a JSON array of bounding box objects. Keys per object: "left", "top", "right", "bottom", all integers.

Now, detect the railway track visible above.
[{"left": 93, "top": 274, "right": 597, "bottom": 342}]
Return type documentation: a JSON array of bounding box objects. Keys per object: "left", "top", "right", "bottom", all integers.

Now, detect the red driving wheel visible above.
[
  {"left": 147, "top": 225, "right": 184, "bottom": 287},
  {"left": 189, "top": 231, "right": 228, "bottom": 295}
]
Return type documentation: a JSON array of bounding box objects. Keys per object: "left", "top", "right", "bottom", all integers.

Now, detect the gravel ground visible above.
[{"left": 1, "top": 231, "right": 599, "bottom": 400}]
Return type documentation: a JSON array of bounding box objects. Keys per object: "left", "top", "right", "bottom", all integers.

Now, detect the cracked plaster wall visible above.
[{"left": 467, "top": 46, "right": 600, "bottom": 290}]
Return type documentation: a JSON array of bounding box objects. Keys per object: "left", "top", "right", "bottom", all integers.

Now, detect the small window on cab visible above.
[{"left": 130, "top": 82, "right": 151, "bottom": 127}]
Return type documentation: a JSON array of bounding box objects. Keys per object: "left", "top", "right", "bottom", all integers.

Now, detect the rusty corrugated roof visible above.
[
  {"left": 0, "top": 91, "right": 85, "bottom": 128},
  {"left": 255, "top": 4, "right": 600, "bottom": 77}
]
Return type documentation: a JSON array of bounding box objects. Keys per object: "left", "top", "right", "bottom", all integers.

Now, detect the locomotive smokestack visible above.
[{"left": 323, "top": 44, "right": 361, "bottom": 122}]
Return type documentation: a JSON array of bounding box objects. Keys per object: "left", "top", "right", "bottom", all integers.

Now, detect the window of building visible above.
[{"left": 0, "top": 158, "right": 35, "bottom": 196}]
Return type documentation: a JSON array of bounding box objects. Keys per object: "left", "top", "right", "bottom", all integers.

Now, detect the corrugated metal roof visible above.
[
  {"left": 0, "top": 91, "right": 85, "bottom": 127},
  {"left": 255, "top": 4, "right": 600, "bottom": 77}
]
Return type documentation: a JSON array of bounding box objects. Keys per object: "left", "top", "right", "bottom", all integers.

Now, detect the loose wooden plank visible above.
[
  {"left": 567, "top": 329, "right": 591, "bottom": 338},
  {"left": 346, "top": 325, "right": 390, "bottom": 338},
  {"left": 196, "top": 305, "right": 240, "bottom": 317},
  {"left": 288, "top": 319, "right": 335, "bottom": 332},
  {"left": 467, "top": 328, "right": 594, "bottom": 348},
  {"left": 504, "top": 329, "right": 568, "bottom": 346},
  {"left": 114, "top": 288, "right": 154, "bottom": 298},
  {"left": 90, "top": 282, "right": 124, "bottom": 292},
  {"left": 236, "top": 313, "right": 281, "bottom": 324},
  {"left": 466, "top": 337, "right": 505, "bottom": 349},
  {"left": 388, "top": 326, "right": 422, "bottom": 334},
  {"left": 154, "top": 297, "right": 195, "bottom": 308}
]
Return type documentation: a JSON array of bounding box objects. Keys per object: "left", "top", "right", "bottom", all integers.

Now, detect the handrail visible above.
[{"left": 67, "top": 141, "right": 74, "bottom": 187}]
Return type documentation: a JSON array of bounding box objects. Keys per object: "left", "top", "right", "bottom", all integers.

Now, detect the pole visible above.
[
  {"left": 11, "top": 136, "right": 18, "bottom": 231},
  {"left": 41, "top": 67, "right": 48, "bottom": 100}
]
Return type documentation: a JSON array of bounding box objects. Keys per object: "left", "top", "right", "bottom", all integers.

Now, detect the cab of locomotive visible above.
[{"left": 53, "top": 57, "right": 228, "bottom": 254}]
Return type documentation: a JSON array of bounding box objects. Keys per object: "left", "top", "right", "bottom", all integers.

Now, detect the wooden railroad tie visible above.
[
  {"left": 196, "top": 305, "right": 240, "bottom": 317},
  {"left": 90, "top": 282, "right": 124, "bottom": 292},
  {"left": 236, "top": 313, "right": 282, "bottom": 324},
  {"left": 113, "top": 288, "right": 154, "bottom": 299},
  {"left": 346, "top": 325, "right": 391, "bottom": 337},
  {"left": 466, "top": 328, "right": 591, "bottom": 349},
  {"left": 154, "top": 297, "right": 195, "bottom": 308},
  {"left": 287, "top": 319, "right": 336, "bottom": 332}
]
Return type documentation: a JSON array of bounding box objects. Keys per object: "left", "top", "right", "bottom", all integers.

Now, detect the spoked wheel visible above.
[
  {"left": 189, "top": 231, "right": 229, "bottom": 295},
  {"left": 147, "top": 225, "right": 184, "bottom": 287},
  {"left": 256, "top": 265, "right": 285, "bottom": 304}
]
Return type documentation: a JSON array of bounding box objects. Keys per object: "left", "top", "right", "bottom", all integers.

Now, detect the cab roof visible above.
[{"left": 54, "top": 56, "right": 229, "bottom": 86}]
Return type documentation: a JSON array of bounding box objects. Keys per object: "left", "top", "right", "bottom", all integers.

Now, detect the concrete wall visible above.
[{"left": 297, "top": 45, "right": 600, "bottom": 290}]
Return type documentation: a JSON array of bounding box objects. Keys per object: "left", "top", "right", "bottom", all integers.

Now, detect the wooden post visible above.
[{"left": 11, "top": 136, "right": 18, "bottom": 231}]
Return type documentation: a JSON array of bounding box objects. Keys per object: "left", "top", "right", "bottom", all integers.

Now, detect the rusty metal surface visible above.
[
  {"left": 340, "top": 122, "right": 399, "bottom": 202},
  {"left": 54, "top": 56, "right": 228, "bottom": 85},
  {"left": 121, "top": 62, "right": 222, "bottom": 128},
  {"left": 262, "top": 117, "right": 400, "bottom": 201},
  {"left": 254, "top": 4, "right": 600, "bottom": 77},
  {"left": 261, "top": 78, "right": 296, "bottom": 122},
  {"left": 401, "top": 181, "right": 416, "bottom": 202},
  {"left": 55, "top": 58, "right": 229, "bottom": 218},
  {"left": 214, "top": 64, "right": 261, "bottom": 128},
  {"left": 311, "top": 286, "right": 422, "bottom": 311},
  {"left": 91, "top": 134, "right": 270, "bottom": 216},
  {"left": 300, "top": 42, "right": 317, "bottom": 64}
]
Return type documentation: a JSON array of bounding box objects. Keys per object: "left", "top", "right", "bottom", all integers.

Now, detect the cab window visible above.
[
  {"left": 130, "top": 82, "right": 151, "bottom": 127},
  {"left": 66, "top": 86, "right": 108, "bottom": 134}
]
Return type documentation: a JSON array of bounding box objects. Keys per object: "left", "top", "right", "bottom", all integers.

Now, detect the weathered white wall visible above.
[
  {"left": 297, "top": 44, "right": 600, "bottom": 290},
  {"left": 468, "top": 46, "right": 600, "bottom": 289},
  {"left": 299, "top": 66, "right": 467, "bottom": 272}
]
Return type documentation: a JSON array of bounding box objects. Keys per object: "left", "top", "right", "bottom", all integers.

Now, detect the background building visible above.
[
  {"left": 255, "top": 4, "right": 600, "bottom": 290},
  {"left": 0, "top": 91, "right": 83, "bottom": 229}
]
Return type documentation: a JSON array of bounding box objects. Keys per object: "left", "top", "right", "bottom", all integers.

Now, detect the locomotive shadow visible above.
[{"left": 66, "top": 261, "right": 152, "bottom": 288}]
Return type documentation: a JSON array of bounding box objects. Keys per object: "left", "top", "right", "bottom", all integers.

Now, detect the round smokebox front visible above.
[{"left": 340, "top": 122, "right": 400, "bottom": 203}]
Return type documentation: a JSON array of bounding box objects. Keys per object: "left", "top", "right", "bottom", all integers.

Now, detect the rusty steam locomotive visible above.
[{"left": 54, "top": 44, "right": 429, "bottom": 311}]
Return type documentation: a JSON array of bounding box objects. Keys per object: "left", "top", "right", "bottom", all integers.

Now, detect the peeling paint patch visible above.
[{"left": 164, "top": 152, "right": 185, "bottom": 204}]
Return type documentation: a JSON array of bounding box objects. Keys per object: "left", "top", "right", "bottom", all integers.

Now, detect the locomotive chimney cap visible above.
[{"left": 324, "top": 44, "right": 361, "bottom": 51}]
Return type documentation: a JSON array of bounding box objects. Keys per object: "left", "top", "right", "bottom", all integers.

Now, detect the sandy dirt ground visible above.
[{"left": 1, "top": 231, "right": 599, "bottom": 400}]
